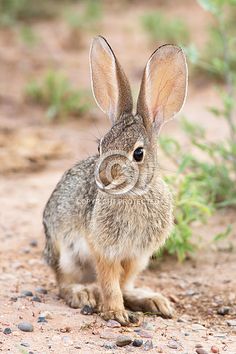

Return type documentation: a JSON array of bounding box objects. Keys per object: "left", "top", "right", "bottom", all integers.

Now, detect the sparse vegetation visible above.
[
  {"left": 66, "top": 0, "right": 102, "bottom": 31},
  {"left": 25, "top": 71, "right": 89, "bottom": 121},
  {"left": 0, "top": 0, "right": 57, "bottom": 25},
  {"left": 0, "top": 0, "right": 81, "bottom": 26},
  {"left": 65, "top": 0, "right": 102, "bottom": 49},
  {"left": 19, "top": 25, "right": 39, "bottom": 47},
  {"left": 189, "top": 0, "right": 236, "bottom": 81},
  {"left": 161, "top": 0, "right": 236, "bottom": 260},
  {"left": 141, "top": 12, "right": 190, "bottom": 46}
]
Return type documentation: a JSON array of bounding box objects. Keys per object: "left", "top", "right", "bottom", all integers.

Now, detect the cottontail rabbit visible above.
[{"left": 43, "top": 36, "right": 188, "bottom": 325}]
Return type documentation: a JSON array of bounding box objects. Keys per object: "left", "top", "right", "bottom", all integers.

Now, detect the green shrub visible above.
[
  {"left": 158, "top": 0, "right": 236, "bottom": 261},
  {"left": 65, "top": 0, "right": 102, "bottom": 33},
  {"left": 190, "top": 0, "right": 236, "bottom": 81},
  {"left": 0, "top": 0, "right": 57, "bottom": 25},
  {"left": 25, "top": 71, "right": 89, "bottom": 121},
  {"left": 19, "top": 25, "right": 39, "bottom": 47},
  {"left": 160, "top": 114, "right": 236, "bottom": 261},
  {"left": 0, "top": 0, "right": 79, "bottom": 26}
]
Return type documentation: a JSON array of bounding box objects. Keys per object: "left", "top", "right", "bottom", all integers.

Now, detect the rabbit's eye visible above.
[
  {"left": 97, "top": 145, "right": 100, "bottom": 154},
  {"left": 133, "top": 147, "right": 144, "bottom": 162}
]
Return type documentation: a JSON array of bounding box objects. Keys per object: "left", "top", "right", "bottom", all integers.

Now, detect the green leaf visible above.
[
  {"left": 197, "top": 0, "right": 220, "bottom": 13},
  {"left": 214, "top": 225, "right": 232, "bottom": 241}
]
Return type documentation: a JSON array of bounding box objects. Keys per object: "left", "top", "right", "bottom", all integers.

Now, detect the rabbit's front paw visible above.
[
  {"left": 101, "top": 309, "right": 139, "bottom": 326},
  {"left": 124, "top": 290, "right": 174, "bottom": 318},
  {"left": 145, "top": 293, "right": 174, "bottom": 318}
]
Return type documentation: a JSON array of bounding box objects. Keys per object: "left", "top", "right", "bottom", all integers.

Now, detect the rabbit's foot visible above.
[
  {"left": 123, "top": 289, "right": 174, "bottom": 318},
  {"left": 101, "top": 308, "right": 140, "bottom": 326},
  {"left": 60, "top": 283, "right": 101, "bottom": 310}
]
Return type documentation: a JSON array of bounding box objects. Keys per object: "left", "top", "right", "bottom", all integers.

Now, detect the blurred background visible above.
[
  {"left": 0, "top": 0, "right": 235, "bottom": 259},
  {"left": 0, "top": 1, "right": 236, "bottom": 351}
]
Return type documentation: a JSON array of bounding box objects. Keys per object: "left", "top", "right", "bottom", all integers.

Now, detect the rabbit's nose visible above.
[{"left": 99, "top": 163, "right": 122, "bottom": 187}]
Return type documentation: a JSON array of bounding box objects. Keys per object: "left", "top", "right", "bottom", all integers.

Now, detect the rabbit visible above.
[{"left": 43, "top": 36, "right": 188, "bottom": 325}]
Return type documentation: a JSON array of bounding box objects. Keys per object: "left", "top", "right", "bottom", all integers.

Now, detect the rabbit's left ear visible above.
[
  {"left": 90, "top": 36, "right": 133, "bottom": 124},
  {"left": 137, "top": 45, "right": 188, "bottom": 133}
]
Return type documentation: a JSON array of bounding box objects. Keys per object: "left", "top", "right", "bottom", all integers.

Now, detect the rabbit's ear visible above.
[
  {"left": 137, "top": 45, "right": 188, "bottom": 133},
  {"left": 90, "top": 36, "right": 133, "bottom": 123}
]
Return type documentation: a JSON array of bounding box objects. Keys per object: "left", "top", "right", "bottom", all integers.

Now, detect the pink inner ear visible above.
[
  {"left": 139, "top": 45, "right": 187, "bottom": 129},
  {"left": 154, "top": 107, "right": 165, "bottom": 129}
]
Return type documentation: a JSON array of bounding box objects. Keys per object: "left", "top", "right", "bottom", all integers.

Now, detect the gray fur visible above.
[{"left": 42, "top": 37, "right": 187, "bottom": 320}]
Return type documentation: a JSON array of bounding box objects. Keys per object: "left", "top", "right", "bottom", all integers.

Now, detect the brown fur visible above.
[{"left": 43, "top": 36, "right": 187, "bottom": 325}]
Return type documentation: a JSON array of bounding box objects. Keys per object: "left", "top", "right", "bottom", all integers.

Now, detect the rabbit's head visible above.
[{"left": 90, "top": 36, "right": 188, "bottom": 196}]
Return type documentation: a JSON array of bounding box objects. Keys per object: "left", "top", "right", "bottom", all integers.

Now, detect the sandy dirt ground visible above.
[{"left": 0, "top": 1, "right": 236, "bottom": 353}]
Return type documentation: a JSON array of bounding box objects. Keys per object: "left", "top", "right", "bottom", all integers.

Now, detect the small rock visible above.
[
  {"left": 37, "top": 316, "right": 47, "bottom": 323},
  {"left": 21, "top": 342, "right": 30, "bottom": 347},
  {"left": 214, "top": 333, "right": 226, "bottom": 338},
  {"left": 196, "top": 344, "right": 203, "bottom": 348},
  {"left": 10, "top": 296, "right": 18, "bottom": 302},
  {"left": 18, "top": 322, "right": 34, "bottom": 332},
  {"left": 35, "top": 287, "right": 47, "bottom": 294},
  {"left": 60, "top": 326, "right": 71, "bottom": 333},
  {"left": 3, "top": 327, "right": 12, "bottom": 335},
  {"left": 143, "top": 322, "right": 155, "bottom": 331},
  {"left": 185, "top": 289, "right": 198, "bottom": 296},
  {"left": 177, "top": 317, "right": 189, "bottom": 323},
  {"left": 100, "top": 330, "right": 117, "bottom": 340},
  {"left": 138, "top": 330, "right": 153, "bottom": 338},
  {"left": 103, "top": 342, "right": 117, "bottom": 349},
  {"left": 211, "top": 346, "right": 219, "bottom": 353},
  {"left": 143, "top": 340, "right": 153, "bottom": 351},
  {"left": 29, "top": 240, "right": 38, "bottom": 247},
  {"left": 192, "top": 324, "right": 205, "bottom": 331},
  {"left": 196, "top": 349, "right": 208, "bottom": 354},
  {"left": 132, "top": 339, "right": 143, "bottom": 347},
  {"left": 167, "top": 340, "right": 178, "bottom": 349},
  {"left": 80, "top": 305, "right": 93, "bottom": 315},
  {"left": 226, "top": 319, "right": 236, "bottom": 326},
  {"left": 40, "top": 311, "right": 53, "bottom": 319},
  {"left": 32, "top": 296, "right": 41, "bottom": 302},
  {"left": 217, "top": 306, "right": 230, "bottom": 316},
  {"left": 116, "top": 335, "right": 132, "bottom": 347},
  {"left": 21, "top": 290, "right": 33, "bottom": 297},
  {"left": 22, "top": 247, "right": 30, "bottom": 254},
  {"left": 106, "top": 319, "right": 121, "bottom": 328}
]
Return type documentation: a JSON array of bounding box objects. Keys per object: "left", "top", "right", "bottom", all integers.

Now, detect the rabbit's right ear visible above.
[
  {"left": 90, "top": 36, "right": 133, "bottom": 124},
  {"left": 137, "top": 45, "right": 188, "bottom": 134}
]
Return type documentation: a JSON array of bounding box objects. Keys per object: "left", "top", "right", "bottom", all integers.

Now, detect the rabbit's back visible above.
[{"left": 43, "top": 155, "right": 98, "bottom": 268}]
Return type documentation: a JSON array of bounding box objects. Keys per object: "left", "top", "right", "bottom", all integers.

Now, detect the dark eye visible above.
[
  {"left": 98, "top": 145, "right": 100, "bottom": 154},
  {"left": 133, "top": 147, "right": 144, "bottom": 162}
]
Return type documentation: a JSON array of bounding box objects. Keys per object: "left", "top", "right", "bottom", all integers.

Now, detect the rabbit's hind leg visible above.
[
  {"left": 58, "top": 280, "right": 101, "bottom": 311},
  {"left": 56, "top": 241, "right": 101, "bottom": 311}
]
